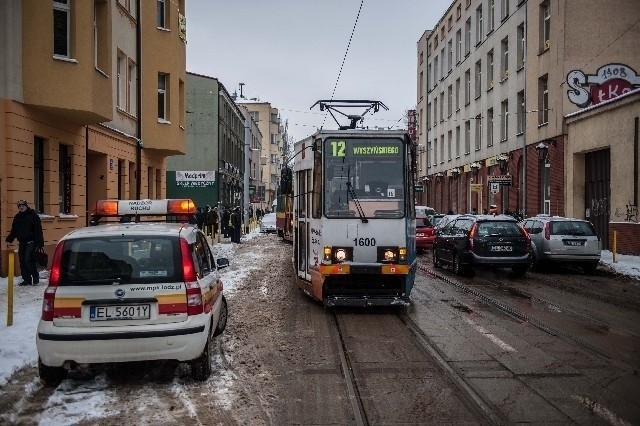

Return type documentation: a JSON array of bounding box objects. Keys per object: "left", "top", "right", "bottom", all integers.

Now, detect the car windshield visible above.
[
  {"left": 262, "top": 213, "right": 276, "bottom": 223},
  {"left": 59, "top": 236, "right": 180, "bottom": 285},
  {"left": 324, "top": 137, "right": 406, "bottom": 219},
  {"left": 550, "top": 221, "right": 596, "bottom": 236}
]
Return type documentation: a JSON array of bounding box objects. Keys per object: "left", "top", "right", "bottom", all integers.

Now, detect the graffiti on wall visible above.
[
  {"left": 614, "top": 204, "right": 639, "bottom": 223},
  {"left": 566, "top": 64, "right": 640, "bottom": 108},
  {"left": 590, "top": 197, "right": 609, "bottom": 217}
]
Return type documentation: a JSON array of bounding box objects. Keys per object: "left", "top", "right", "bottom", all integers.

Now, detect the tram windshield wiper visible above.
[{"left": 346, "top": 182, "right": 368, "bottom": 223}]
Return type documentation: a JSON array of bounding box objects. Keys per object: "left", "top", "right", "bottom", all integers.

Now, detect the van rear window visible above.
[
  {"left": 550, "top": 221, "right": 596, "bottom": 236},
  {"left": 59, "top": 236, "right": 180, "bottom": 285}
]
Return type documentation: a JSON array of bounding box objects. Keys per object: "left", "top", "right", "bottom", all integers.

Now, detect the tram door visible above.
[{"left": 295, "top": 170, "right": 311, "bottom": 281}]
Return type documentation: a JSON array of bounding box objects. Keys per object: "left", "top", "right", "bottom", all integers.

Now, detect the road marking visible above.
[
  {"left": 572, "top": 395, "right": 631, "bottom": 426},
  {"left": 463, "top": 317, "right": 516, "bottom": 353}
]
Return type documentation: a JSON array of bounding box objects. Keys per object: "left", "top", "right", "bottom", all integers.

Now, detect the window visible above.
[
  {"left": 427, "top": 141, "right": 431, "bottom": 168},
  {"left": 53, "top": 0, "right": 71, "bottom": 57},
  {"left": 476, "top": 5, "right": 483, "bottom": 44},
  {"left": 539, "top": 75, "right": 549, "bottom": 125},
  {"left": 440, "top": 135, "right": 445, "bottom": 163},
  {"left": 487, "top": 49, "right": 494, "bottom": 88},
  {"left": 448, "top": 16, "right": 453, "bottom": 30},
  {"left": 456, "top": 4, "right": 462, "bottom": 19},
  {"left": 419, "top": 51, "right": 423, "bottom": 64},
  {"left": 433, "top": 97, "right": 438, "bottom": 126},
  {"left": 434, "top": 56, "right": 439, "bottom": 84},
  {"left": 455, "top": 78, "right": 461, "bottom": 110},
  {"left": 179, "top": 79, "right": 184, "bottom": 127},
  {"left": 440, "top": 48, "right": 445, "bottom": 78},
  {"left": 488, "top": 0, "right": 495, "bottom": 32},
  {"left": 464, "top": 121, "right": 471, "bottom": 154},
  {"left": 419, "top": 71, "right": 424, "bottom": 98},
  {"left": 501, "top": 99, "right": 509, "bottom": 141},
  {"left": 427, "top": 102, "right": 431, "bottom": 129},
  {"left": 456, "top": 30, "right": 462, "bottom": 63},
  {"left": 157, "top": 73, "right": 167, "bottom": 120},
  {"left": 58, "top": 144, "right": 71, "bottom": 214},
  {"left": 464, "top": 69, "right": 470, "bottom": 105},
  {"left": 475, "top": 115, "right": 482, "bottom": 150},
  {"left": 501, "top": 0, "right": 509, "bottom": 21},
  {"left": 541, "top": 2, "right": 550, "bottom": 51},
  {"left": 249, "top": 111, "right": 259, "bottom": 123},
  {"left": 157, "top": 0, "right": 166, "bottom": 28},
  {"left": 448, "top": 130, "right": 453, "bottom": 160},
  {"left": 128, "top": 60, "right": 136, "bottom": 115},
  {"left": 455, "top": 126, "right": 461, "bottom": 157},
  {"left": 440, "top": 92, "right": 445, "bottom": 122},
  {"left": 475, "top": 60, "right": 482, "bottom": 98},
  {"left": 118, "top": 0, "right": 136, "bottom": 18},
  {"left": 271, "top": 133, "right": 278, "bottom": 144},
  {"left": 447, "top": 40, "right": 453, "bottom": 73},
  {"left": 270, "top": 113, "right": 278, "bottom": 123},
  {"left": 117, "top": 54, "right": 125, "bottom": 109},
  {"left": 465, "top": 18, "right": 471, "bottom": 56},
  {"left": 94, "top": 0, "right": 108, "bottom": 71},
  {"left": 517, "top": 90, "right": 525, "bottom": 134},
  {"left": 427, "top": 64, "right": 432, "bottom": 89},
  {"left": 501, "top": 37, "right": 509, "bottom": 79},
  {"left": 447, "top": 85, "right": 453, "bottom": 116},
  {"left": 517, "top": 23, "right": 525, "bottom": 69},
  {"left": 487, "top": 108, "right": 494, "bottom": 147},
  {"left": 433, "top": 138, "right": 438, "bottom": 165},
  {"left": 34, "top": 137, "right": 45, "bottom": 213},
  {"left": 270, "top": 154, "right": 277, "bottom": 164}
]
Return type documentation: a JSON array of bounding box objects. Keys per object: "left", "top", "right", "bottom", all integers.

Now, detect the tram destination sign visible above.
[{"left": 487, "top": 174, "right": 512, "bottom": 186}]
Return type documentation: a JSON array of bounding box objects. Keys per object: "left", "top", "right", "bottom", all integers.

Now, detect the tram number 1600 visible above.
[{"left": 353, "top": 237, "right": 376, "bottom": 246}]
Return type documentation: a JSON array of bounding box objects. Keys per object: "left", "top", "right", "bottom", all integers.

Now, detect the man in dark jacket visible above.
[
  {"left": 230, "top": 207, "right": 242, "bottom": 243},
  {"left": 5, "top": 200, "right": 44, "bottom": 285},
  {"left": 209, "top": 206, "right": 219, "bottom": 239},
  {"left": 221, "top": 207, "right": 231, "bottom": 238}
]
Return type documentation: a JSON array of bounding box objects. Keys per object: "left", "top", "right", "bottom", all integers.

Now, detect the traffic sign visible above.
[{"left": 414, "top": 185, "right": 424, "bottom": 193}]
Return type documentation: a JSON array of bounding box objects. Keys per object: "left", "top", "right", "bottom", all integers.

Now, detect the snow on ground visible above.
[{"left": 0, "top": 234, "right": 637, "bottom": 409}]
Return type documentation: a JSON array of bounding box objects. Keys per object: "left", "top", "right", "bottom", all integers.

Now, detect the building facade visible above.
[
  {"left": 418, "top": 0, "right": 640, "bottom": 247},
  {"left": 1, "top": 0, "right": 187, "bottom": 276},
  {"left": 236, "top": 101, "right": 284, "bottom": 211},
  {"left": 167, "top": 73, "right": 245, "bottom": 209}
]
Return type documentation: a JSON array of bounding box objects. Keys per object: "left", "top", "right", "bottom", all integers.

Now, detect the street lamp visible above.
[
  {"left": 450, "top": 168, "right": 460, "bottom": 179},
  {"left": 470, "top": 162, "right": 481, "bottom": 175},
  {"left": 535, "top": 142, "right": 549, "bottom": 161},
  {"left": 497, "top": 154, "right": 509, "bottom": 172},
  {"left": 435, "top": 172, "right": 444, "bottom": 182}
]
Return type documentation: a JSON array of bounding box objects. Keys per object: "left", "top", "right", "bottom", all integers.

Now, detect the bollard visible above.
[
  {"left": 7, "top": 250, "right": 14, "bottom": 326},
  {"left": 612, "top": 230, "right": 617, "bottom": 263}
]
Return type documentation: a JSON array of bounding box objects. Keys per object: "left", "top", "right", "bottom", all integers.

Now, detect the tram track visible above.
[{"left": 416, "top": 260, "right": 640, "bottom": 373}]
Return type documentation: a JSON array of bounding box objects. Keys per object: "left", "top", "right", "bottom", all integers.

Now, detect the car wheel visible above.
[
  {"left": 511, "top": 265, "right": 529, "bottom": 278},
  {"left": 583, "top": 261, "right": 599, "bottom": 275},
  {"left": 213, "top": 295, "right": 228, "bottom": 337},
  {"left": 191, "top": 331, "right": 212, "bottom": 381},
  {"left": 38, "top": 358, "right": 67, "bottom": 387},
  {"left": 452, "top": 253, "right": 465, "bottom": 276},
  {"left": 433, "top": 250, "right": 441, "bottom": 268}
]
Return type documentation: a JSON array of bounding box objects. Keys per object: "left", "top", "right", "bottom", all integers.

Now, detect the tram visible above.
[{"left": 292, "top": 100, "right": 418, "bottom": 307}]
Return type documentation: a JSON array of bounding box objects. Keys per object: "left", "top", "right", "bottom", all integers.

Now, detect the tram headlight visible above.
[
  {"left": 383, "top": 249, "right": 396, "bottom": 262},
  {"left": 335, "top": 249, "right": 347, "bottom": 262}
]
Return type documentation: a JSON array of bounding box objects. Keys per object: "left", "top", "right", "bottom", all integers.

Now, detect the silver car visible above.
[
  {"left": 260, "top": 212, "right": 277, "bottom": 233},
  {"left": 522, "top": 215, "right": 601, "bottom": 274}
]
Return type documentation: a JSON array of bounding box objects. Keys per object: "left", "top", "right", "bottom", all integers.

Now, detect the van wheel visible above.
[
  {"left": 213, "top": 295, "right": 228, "bottom": 336},
  {"left": 191, "top": 332, "right": 212, "bottom": 381},
  {"left": 583, "top": 261, "right": 599, "bottom": 275},
  {"left": 38, "top": 358, "right": 67, "bottom": 387}
]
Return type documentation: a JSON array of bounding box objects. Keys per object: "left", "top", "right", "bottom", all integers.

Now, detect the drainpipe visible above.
[
  {"left": 135, "top": 0, "right": 142, "bottom": 199},
  {"left": 85, "top": 125, "right": 89, "bottom": 226},
  {"left": 634, "top": 117, "right": 638, "bottom": 207}
]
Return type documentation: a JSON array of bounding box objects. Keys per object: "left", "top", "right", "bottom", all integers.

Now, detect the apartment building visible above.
[
  {"left": 166, "top": 73, "right": 247, "bottom": 209},
  {"left": 236, "top": 101, "right": 284, "bottom": 211},
  {"left": 419, "top": 0, "right": 640, "bottom": 248},
  {"left": 0, "top": 0, "right": 187, "bottom": 275}
]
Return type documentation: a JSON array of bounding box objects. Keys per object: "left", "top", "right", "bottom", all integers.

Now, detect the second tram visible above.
[{"left": 292, "top": 123, "right": 418, "bottom": 307}]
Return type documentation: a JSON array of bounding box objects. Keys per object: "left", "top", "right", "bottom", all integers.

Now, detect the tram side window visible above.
[
  {"left": 312, "top": 150, "right": 322, "bottom": 218},
  {"left": 298, "top": 171, "right": 306, "bottom": 218}
]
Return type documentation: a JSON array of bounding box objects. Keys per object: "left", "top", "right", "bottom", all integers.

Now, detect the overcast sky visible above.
[{"left": 186, "top": 0, "right": 452, "bottom": 142}]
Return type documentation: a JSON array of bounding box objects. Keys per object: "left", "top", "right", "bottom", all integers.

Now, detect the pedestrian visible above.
[
  {"left": 231, "top": 206, "right": 242, "bottom": 243},
  {"left": 470, "top": 208, "right": 477, "bottom": 215},
  {"left": 222, "top": 207, "right": 231, "bottom": 238},
  {"left": 5, "top": 200, "right": 44, "bottom": 286},
  {"left": 447, "top": 209, "right": 455, "bottom": 215},
  {"left": 195, "top": 207, "right": 205, "bottom": 230},
  {"left": 209, "top": 206, "right": 219, "bottom": 239},
  {"left": 204, "top": 205, "right": 213, "bottom": 236}
]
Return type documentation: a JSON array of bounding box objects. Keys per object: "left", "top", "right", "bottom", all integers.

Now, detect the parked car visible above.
[
  {"left": 416, "top": 216, "right": 436, "bottom": 252},
  {"left": 433, "top": 214, "right": 531, "bottom": 277},
  {"left": 260, "top": 212, "right": 277, "bottom": 233},
  {"left": 434, "top": 214, "right": 461, "bottom": 231},
  {"left": 36, "top": 199, "right": 229, "bottom": 386},
  {"left": 522, "top": 215, "right": 601, "bottom": 274},
  {"left": 415, "top": 206, "right": 436, "bottom": 219}
]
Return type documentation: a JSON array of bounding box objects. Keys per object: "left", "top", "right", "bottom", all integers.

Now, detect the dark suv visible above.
[{"left": 433, "top": 214, "right": 531, "bottom": 277}]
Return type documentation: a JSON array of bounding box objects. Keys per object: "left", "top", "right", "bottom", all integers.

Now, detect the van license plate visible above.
[
  {"left": 90, "top": 305, "right": 150, "bottom": 321},
  {"left": 564, "top": 241, "right": 584, "bottom": 246},
  {"left": 491, "top": 245, "right": 512, "bottom": 252}
]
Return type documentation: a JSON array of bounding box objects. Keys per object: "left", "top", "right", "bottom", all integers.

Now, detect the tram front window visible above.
[{"left": 324, "top": 138, "right": 406, "bottom": 219}]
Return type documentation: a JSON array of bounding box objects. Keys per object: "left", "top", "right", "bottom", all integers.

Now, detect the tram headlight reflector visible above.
[
  {"left": 399, "top": 247, "right": 407, "bottom": 261},
  {"left": 335, "top": 249, "right": 347, "bottom": 262},
  {"left": 323, "top": 246, "right": 332, "bottom": 261},
  {"left": 384, "top": 249, "right": 396, "bottom": 262}
]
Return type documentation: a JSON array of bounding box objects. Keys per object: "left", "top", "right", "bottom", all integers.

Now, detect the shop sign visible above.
[
  {"left": 175, "top": 171, "right": 215, "bottom": 187},
  {"left": 487, "top": 174, "right": 512, "bottom": 186}
]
